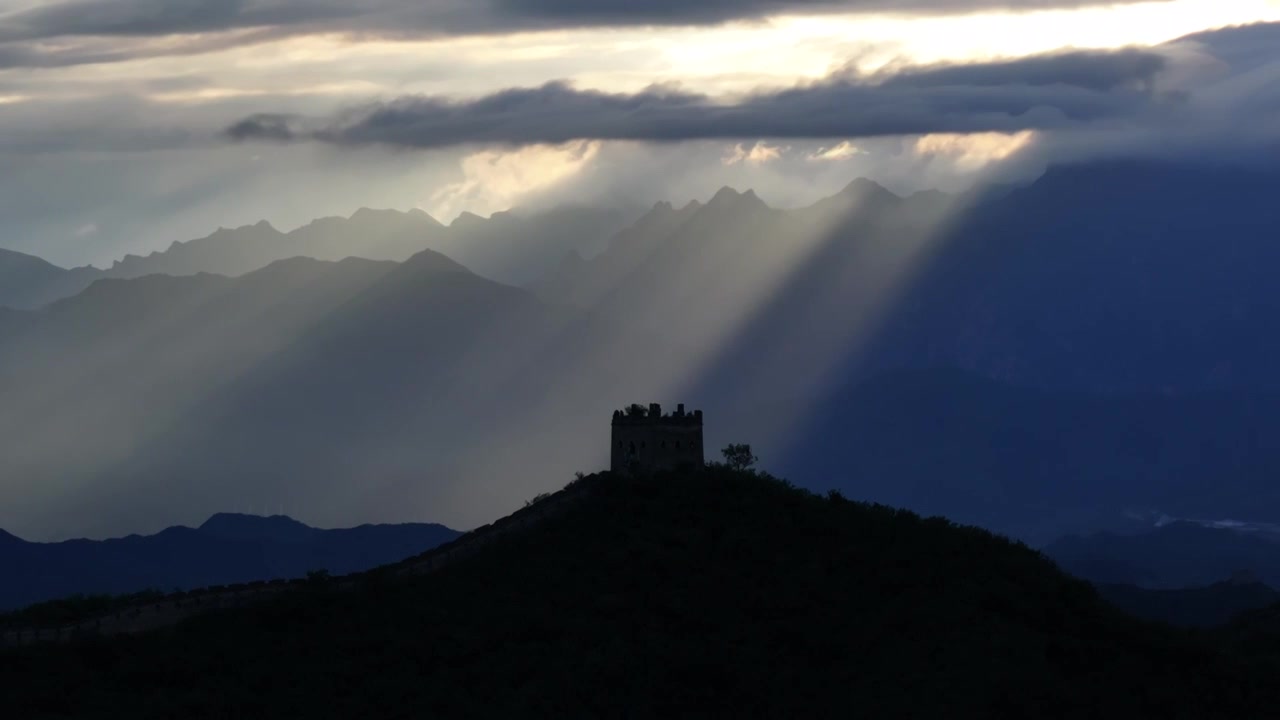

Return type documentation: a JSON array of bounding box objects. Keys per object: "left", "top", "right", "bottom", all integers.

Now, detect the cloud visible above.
[
  {"left": 0, "top": 0, "right": 1169, "bottom": 69},
  {"left": 427, "top": 139, "right": 602, "bottom": 220},
  {"left": 227, "top": 113, "right": 298, "bottom": 142},
  {"left": 0, "top": 0, "right": 1166, "bottom": 41},
  {"left": 912, "top": 130, "right": 1035, "bottom": 171},
  {"left": 225, "top": 48, "right": 1171, "bottom": 149},
  {"left": 808, "top": 141, "right": 866, "bottom": 161},
  {"left": 875, "top": 48, "right": 1167, "bottom": 91},
  {"left": 723, "top": 141, "right": 787, "bottom": 165}
]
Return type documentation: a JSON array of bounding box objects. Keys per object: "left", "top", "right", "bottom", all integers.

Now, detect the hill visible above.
[
  {"left": 0, "top": 513, "right": 460, "bottom": 611},
  {"left": 0, "top": 467, "right": 1273, "bottom": 718}
]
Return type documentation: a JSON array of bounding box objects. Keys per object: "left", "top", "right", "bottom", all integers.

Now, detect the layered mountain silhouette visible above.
[
  {"left": 2, "top": 157, "right": 1280, "bottom": 543},
  {"left": 0, "top": 513, "right": 459, "bottom": 611},
  {"left": 1047, "top": 521, "right": 1280, "bottom": 589},
  {"left": 0, "top": 205, "right": 636, "bottom": 310},
  {"left": 1095, "top": 577, "right": 1280, "bottom": 629}
]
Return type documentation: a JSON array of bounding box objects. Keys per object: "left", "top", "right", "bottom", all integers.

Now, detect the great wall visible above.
[{"left": 0, "top": 478, "right": 598, "bottom": 648}]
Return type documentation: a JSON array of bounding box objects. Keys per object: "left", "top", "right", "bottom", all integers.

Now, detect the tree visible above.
[{"left": 721, "top": 444, "right": 758, "bottom": 472}]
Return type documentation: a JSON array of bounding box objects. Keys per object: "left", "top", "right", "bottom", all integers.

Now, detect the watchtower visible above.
[{"left": 610, "top": 403, "right": 704, "bottom": 474}]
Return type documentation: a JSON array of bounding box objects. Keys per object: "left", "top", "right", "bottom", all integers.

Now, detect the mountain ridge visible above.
[{"left": 0, "top": 512, "right": 461, "bottom": 611}]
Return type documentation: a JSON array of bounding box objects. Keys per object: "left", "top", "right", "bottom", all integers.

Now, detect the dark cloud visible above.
[
  {"left": 226, "top": 49, "right": 1170, "bottom": 149},
  {"left": 227, "top": 113, "right": 299, "bottom": 142},
  {"left": 0, "top": 0, "right": 358, "bottom": 40},
  {"left": 0, "top": 0, "right": 1169, "bottom": 68},
  {"left": 488, "top": 0, "right": 1157, "bottom": 26},
  {"left": 879, "top": 49, "right": 1167, "bottom": 91}
]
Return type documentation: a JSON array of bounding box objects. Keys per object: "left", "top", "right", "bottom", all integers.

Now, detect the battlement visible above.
[
  {"left": 611, "top": 403, "right": 704, "bottom": 473},
  {"left": 611, "top": 403, "right": 704, "bottom": 427}
]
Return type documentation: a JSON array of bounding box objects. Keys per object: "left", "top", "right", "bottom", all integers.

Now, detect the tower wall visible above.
[{"left": 610, "top": 404, "right": 704, "bottom": 473}]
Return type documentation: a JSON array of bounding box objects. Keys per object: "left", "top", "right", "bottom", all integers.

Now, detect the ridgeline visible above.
[{"left": 3, "top": 467, "right": 1278, "bottom": 718}]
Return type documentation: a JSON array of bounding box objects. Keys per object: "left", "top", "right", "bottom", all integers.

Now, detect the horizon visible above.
[
  {"left": 2, "top": 2, "right": 1277, "bottom": 266},
  {"left": 16, "top": 174, "right": 968, "bottom": 273}
]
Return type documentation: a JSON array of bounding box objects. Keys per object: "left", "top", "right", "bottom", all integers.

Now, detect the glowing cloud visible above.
[
  {"left": 723, "top": 141, "right": 787, "bottom": 165},
  {"left": 808, "top": 141, "right": 867, "bottom": 161},
  {"left": 428, "top": 139, "right": 602, "bottom": 221},
  {"left": 912, "top": 131, "right": 1036, "bottom": 171}
]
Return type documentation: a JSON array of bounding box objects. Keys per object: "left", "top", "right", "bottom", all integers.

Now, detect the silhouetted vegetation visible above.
[
  {"left": 0, "top": 591, "right": 165, "bottom": 632},
  {"left": 524, "top": 492, "right": 553, "bottom": 507},
  {"left": 720, "top": 443, "right": 758, "bottom": 472},
  {"left": 2, "top": 467, "right": 1278, "bottom": 718}
]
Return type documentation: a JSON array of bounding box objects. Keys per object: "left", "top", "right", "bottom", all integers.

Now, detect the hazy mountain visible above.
[
  {"left": 770, "top": 369, "right": 1280, "bottom": 545},
  {"left": 4, "top": 469, "right": 1276, "bottom": 717},
  {"left": 5, "top": 157, "right": 1280, "bottom": 542},
  {"left": 0, "top": 513, "right": 460, "bottom": 611},
  {"left": 545, "top": 160, "right": 1280, "bottom": 394},
  {"left": 0, "top": 246, "right": 575, "bottom": 539},
  {"left": 0, "top": 205, "right": 638, "bottom": 311},
  {"left": 1046, "top": 522, "right": 1280, "bottom": 589},
  {"left": 1096, "top": 577, "right": 1280, "bottom": 628},
  {"left": 0, "top": 249, "right": 98, "bottom": 310}
]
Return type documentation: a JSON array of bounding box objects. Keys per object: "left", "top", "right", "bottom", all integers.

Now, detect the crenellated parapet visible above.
[
  {"left": 610, "top": 403, "right": 704, "bottom": 473},
  {"left": 611, "top": 403, "right": 703, "bottom": 426}
]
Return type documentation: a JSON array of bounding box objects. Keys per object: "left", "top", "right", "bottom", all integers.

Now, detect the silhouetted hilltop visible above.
[
  {"left": 704, "top": 185, "right": 770, "bottom": 212},
  {"left": 197, "top": 513, "right": 318, "bottom": 543},
  {"left": 0, "top": 513, "right": 460, "bottom": 612},
  {"left": 1, "top": 468, "right": 1274, "bottom": 717}
]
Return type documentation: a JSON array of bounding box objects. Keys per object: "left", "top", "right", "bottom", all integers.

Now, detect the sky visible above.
[{"left": 1, "top": 0, "right": 1278, "bottom": 267}]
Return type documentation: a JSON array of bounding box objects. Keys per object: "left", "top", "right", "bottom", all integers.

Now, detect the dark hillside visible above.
[{"left": 1, "top": 468, "right": 1270, "bottom": 718}]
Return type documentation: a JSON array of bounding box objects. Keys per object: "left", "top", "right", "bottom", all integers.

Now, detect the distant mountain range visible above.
[
  {"left": 1095, "top": 578, "right": 1280, "bottom": 629},
  {"left": 0, "top": 513, "right": 460, "bottom": 612},
  {"left": 1046, "top": 521, "right": 1280, "bottom": 589},
  {"left": 2, "top": 156, "right": 1280, "bottom": 542},
  {"left": 0, "top": 205, "right": 637, "bottom": 310},
  {"left": 1043, "top": 520, "right": 1280, "bottom": 627},
  {"left": 774, "top": 369, "right": 1280, "bottom": 544}
]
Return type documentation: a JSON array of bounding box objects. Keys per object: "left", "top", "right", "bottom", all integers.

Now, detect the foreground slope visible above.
[{"left": 1, "top": 469, "right": 1271, "bottom": 718}]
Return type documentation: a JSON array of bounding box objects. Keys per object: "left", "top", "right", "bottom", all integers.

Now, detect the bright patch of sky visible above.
[{"left": 0, "top": 0, "right": 1277, "bottom": 266}]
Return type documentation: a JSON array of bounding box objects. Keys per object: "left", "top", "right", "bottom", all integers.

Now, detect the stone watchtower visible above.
[{"left": 610, "top": 403, "right": 704, "bottom": 474}]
